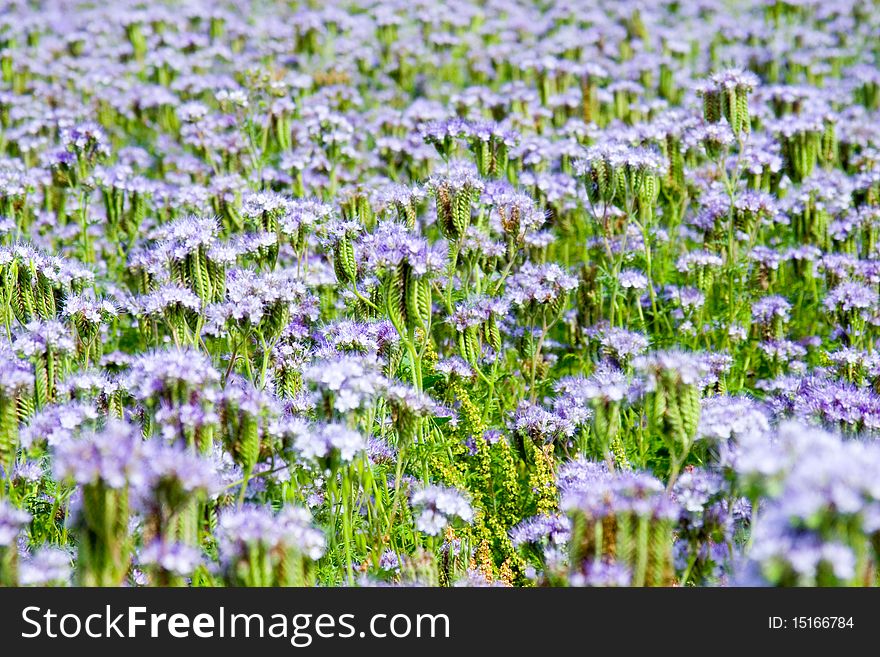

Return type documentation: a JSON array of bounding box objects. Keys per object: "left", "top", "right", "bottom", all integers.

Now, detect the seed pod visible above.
[
  {"left": 132, "top": 189, "right": 148, "bottom": 226},
  {"left": 435, "top": 186, "right": 456, "bottom": 239},
  {"left": 724, "top": 87, "right": 738, "bottom": 133},
  {"left": 15, "top": 271, "right": 37, "bottom": 324},
  {"left": 546, "top": 290, "right": 566, "bottom": 318},
  {"left": 805, "top": 132, "right": 819, "bottom": 178},
  {"left": 458, "top": 333, "right": 470, "bottom": 364},
  {"left": 417, "top": 277, "right": 432, "bottom": 325},
  {"left": 613, "top": 166, "right": 628, "bottom": 204},
  {"left": 646, "top": 387, "right": 667, "bottom": 437},
  {"left": 207, "top": 259, "right": 226, "bottom": 301},
  {"left": 464, "top": 326, "right": 481, "bottom": 365},
  {"left": 698, "top": 267, "right": 714, "bottom": 292},
  {"left": 452, "top": 188, "right": 472, "bottom": 238},
  {"left": 390, "top": 400, "right": 421, "bottom": 444},
  {"left": 585, "top": 158, "right": 609, "bottom": 207},
  {"left": 273, "top": 113, "right": 292, "bottom": 152},
  {"left": 3, "top": 261, "right": 15, "bottom": 297},
  {"left": 663, "top": 391, "right": 686, "bottom": 445},
  {"left": 592, "top": 401, "right": 621, "bottom": 462},
  {"left": 658, "top": 62, "right": 675, "bottom": 101},
  {"left": 384, "top": 264, "right": 408, "bottom": 331},
  {"left": 188, "top": 248, "right": 213, "bottom": 305},
  {"left": 486, "top": 314, "right": 502, "bottom": 353},
  {"left": 198, "top": 248, "right": 214, "bottom": 301},
  {"left": 477, "top": 140, "right": 490, "bottom": 177},
  {"left": 637, "top": 172, "right": 658, "bottom": 220},
  {"left": 276, "top": 368, "right": 302, "bottom": 400},
  {"left": 678, "top": 384, "right": 701, "bottom": 447},
  {"left": 736, "top": 87, "right": 750, "bottom": 133},
  {"left": 405, "top": 273, "right": 427, "bottom": 331},
  {"left": 580, "top": 76, "right": 600, "bottom": 123},
  {"left": 37, "top": 271, "right": 57, "bottom": 319},
  {"left": 629, "top": 165, "right": 644, "bottom": 199},
  {"left": 107, "top": 390, "right": 124, "bottom": 419},
  {"left": 33, "top": 359, "right": 48, "bottom": 409},
  {"left": 496, "top": 142, "right": 509, "bottom": 176},
  {"left": 702, "top": 88, "right": 721, "bottom": 124},
  {"left": 263, "top": 301, "right": 289, "bottom": 341},
  {"left": 170, "top": 256, "right": 186, "bottom": 288},
  {"left": 239, "top": 414, "right": 261, "bottom": 472},
  {"left": 0, "top": 397, "right": 18, "bottom": 476},
  {"left": 401, "top": 201, "right": 417, "bottom": 230},
  {"left": 332, "top": 237, "right": 357, "bottom": 285},
  {"left": 103, "top": 188, "right": 122, "bottom": 231},
  {"left": 666, "top": 135, "right": 684, "bottom": 190},
  {"left": 820, "top": 119, "right": 836, "bottom": 164}
]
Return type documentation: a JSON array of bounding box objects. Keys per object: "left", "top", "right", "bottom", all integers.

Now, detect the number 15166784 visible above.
[{"left": 769, "top": 617, "right": 854, "bottom": 630}]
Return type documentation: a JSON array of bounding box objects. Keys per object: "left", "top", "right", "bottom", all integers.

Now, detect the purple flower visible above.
[
  {"left": 0, "top": 344, "right": 34, "bottom": 396},
  {"left": 139, "top": 540, "right": 202, "bottom": 576},
  {"left": 20, "top": 401, "right": 100, "bottom": 449},
  {"left": 13, "top": 320, "right": 76, "bottom": 357},
  {"left": 61, "top": 121, "right": 110, "bottom": 159},
  {"left": 318, "top": 319, "right": 399, "bottom": 356},
  {"left": 53, "top": 420, "right": 148, "bottom": 490},
  {"left": 136, "top": 283, "right": 201, "bottom": 316},
  {"left": 505, "top": 262, "right": 578, "bottom": 308},
  {"left": 561, "top": 465, "right": 678, "bottom": 521},
  {"left": 672, "top": 468, "right": 732, "bottom": 537},
  {"left": 509, "top": 514, "right": 571, "bottom": 548},
  {"left": 11, "top": 461, "right": 44, "bottom": 484},
  {"left": 696, "top": 395, "right": 771, "bottom": 467},
  {"left": 618, "top": 269, "right": 648, "bottom": 290},
  {"left": 824, "top": 282, "right": 878, "bottom": 314},
  {"left": 570, "top": 560, "right": 632, "bottom": 587},
  {"left": 751, "top": 296, "right": 792, "bottom": 325},
  {"left": 285, "top": 420, "right": 366, "bottom": 465},
  {"left": 411, "top": 485, "right": 474, "bottom": 536},
  {"left": 62, "top": 294, "right": 118, "bottom": 325},
  {"left": 434, "top": 356, "right": 475, "bottom": 378},
  {"left": 18, "top": 547, "right": 72, "bottom": 586},
  {"left": 0, "top": 501, "right": 30, "bottom": 546},
  {"left": 152, "top": 214, "right": 219, "bottom": 259},
  {"left": 141, "top": 440, "right": 218, "bottom": 499},
  {"left": 302, "top": 353, "right": 385, "bottom": 413},
  {"left": 510, "top": 400, "right": 576, "bottom": 443},
  {"left": 124, "top": 348, "right": 220, "bottom": 403},
  {"left": 634, "top": 350, "right": 710, "bottom": 389},
  {"left": 565, "top": 363, "right": 635, "bottom": 405},
  {"left": 360, "top": 222, "right": 441, "bottom": 276},
  {"left": 378, "top": 548, "right": 400, "bottom": 573},
  {"left": 597, "top": 326, "right": 650, "bottom": 361},
  {"left": 740, "top": 420, "right": 880, "bottom": 585},
  {"left": 676, "top": 251, "right": 723, "bottom": 274},
  {"left": 217, "top": 505, "right": 325, "bottom": 562},
  {"left": 787, "top": 377, "right": 880, "bottom": 433}
]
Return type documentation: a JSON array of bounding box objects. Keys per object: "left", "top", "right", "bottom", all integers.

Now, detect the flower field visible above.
[{"left": 1, "top": 0, "right": 880, "bottom": 587}]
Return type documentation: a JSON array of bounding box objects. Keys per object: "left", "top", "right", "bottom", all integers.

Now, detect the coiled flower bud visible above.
[
  {"left": 463, "top": 121, "right": 518, "bottom": 178},
  {"left": 427, "top": 161, "right": 483, "bottom": 241},
  {"left": 561, "top": 461, "right": 678, "bottom": 586},
  {"left": 0, "top": 346, "right": 32, "bottom": 476},
  {"left": 770, "top": 113, "right": 834, "bottom": 183},
  {"left": 241, "top": 191, "right": 291, "bottom": 268},
  {"left": 325, "top": 219, "right": 362, "bottom": 286},
  {"left": 576, "top": 144, "right": 664, "bottom": 222},
  {"left": 217, "top": 505, "right": 325, "bottom": 586},
  {"left": 635, "top": 351, "right": 707, "bottom": 486},
  {"left": 696, "top": 69, "right": 758, "bottom": 135}
]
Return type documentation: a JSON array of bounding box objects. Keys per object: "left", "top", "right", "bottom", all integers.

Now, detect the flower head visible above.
[{"left": 411, "top": 485, "right": 474, "bottom": 536}]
